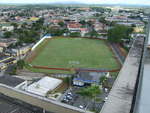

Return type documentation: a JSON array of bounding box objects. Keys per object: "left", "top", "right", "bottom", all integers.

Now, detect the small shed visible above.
[{"left": 73, "top": 72, "right": 109, "bottom": 86}]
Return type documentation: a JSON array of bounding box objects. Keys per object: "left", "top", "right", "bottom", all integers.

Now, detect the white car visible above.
[
  {"left": 79, "top": 105, "right": 84, "bottom": 109},
  {"left": 62, "top": 98, "right": 69, "bottom": 103},
  {"left": 104, "top": 97, "right": 108, "bottom": 102},
  {"left": 66, "top": 95, "right": 73, "bottom": 100},
  {"left": 67, "top": 92, "right": 72, "bottom": 96},
  {"left": 104, "top": 88, "right": 109, "bottom": 93}
]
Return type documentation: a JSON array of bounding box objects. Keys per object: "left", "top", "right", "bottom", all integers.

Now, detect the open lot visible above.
[{"left": 27, "top": 37, "right": 119, "bottom": 74}]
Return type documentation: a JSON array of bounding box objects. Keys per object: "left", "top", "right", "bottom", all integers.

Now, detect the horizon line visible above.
[{"left": 0, "top": 3, "right": 150, "bottom": 6}]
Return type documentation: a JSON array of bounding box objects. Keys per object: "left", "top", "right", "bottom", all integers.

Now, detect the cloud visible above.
[{"left": 0, "top": 0, "right": 150, "bottom": 5}]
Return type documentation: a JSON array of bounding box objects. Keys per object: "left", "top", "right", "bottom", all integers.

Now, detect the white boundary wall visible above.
[{"left": 31, "top": 35, "right": 52, "bottom": 51}]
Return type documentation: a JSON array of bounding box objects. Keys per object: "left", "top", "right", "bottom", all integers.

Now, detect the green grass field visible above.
[{"left": 27, "top": 37, "right": 119, "bottom": 74}]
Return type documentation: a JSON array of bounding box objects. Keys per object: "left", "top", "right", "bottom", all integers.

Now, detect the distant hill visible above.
[{"left": 0, "top": 2, "right": 150, "bottom": 8}]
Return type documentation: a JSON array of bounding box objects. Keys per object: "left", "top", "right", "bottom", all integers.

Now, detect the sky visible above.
[{"left": 0, "top": 0, "right": 150, "bottom": 5}]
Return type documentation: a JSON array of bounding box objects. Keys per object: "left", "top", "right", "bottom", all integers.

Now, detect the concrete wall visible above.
[
  {"left": 31, "top": 35, "right": 52, "bottom": 51},
  {"left": 100, "top": 37, "right": 144, "bottom": 113}
]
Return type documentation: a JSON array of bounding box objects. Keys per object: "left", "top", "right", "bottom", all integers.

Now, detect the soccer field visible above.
[{"left": 27, "top": 37, "right": 119, "bottom": 74}]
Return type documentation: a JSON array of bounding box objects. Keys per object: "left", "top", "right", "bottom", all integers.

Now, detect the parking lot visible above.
[{"left": 60, "top": 86, "right": 110, "bottom": 112}]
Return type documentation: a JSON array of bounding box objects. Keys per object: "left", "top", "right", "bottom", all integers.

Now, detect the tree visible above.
[
  {"left": 100, "top": 76, "right": 107, "bottom": 84},
  {"left": 108, "top": 25, "right": 133, "bottom": 43},
  {"left": 94, "top": 13, "right": 102, "bottom": 17},
  {"left": 99, "top": 17, "right": 107, "bottom": 24},
  {"left": 58, "top": 21, "right": 65, "bottom": 27},
  {"left": 69, "top": 32, "right": 81, "bottom": 37},
  {"left": 109, "top": 21, "right": 116, "bottom": 26},
  {"left": 87, "top": 20, "right": 93, "bottom": 27},
  {"left": 3, "top": 31, "right": 12, "bottom": 38},
  {"left": 86, "top": 30, "right": 99, "bottom": 38},
  {"left": 77, "top": 85, "right": 102, "bottom": 111},
  {"left": 17, "top": 29, "right": 38, "bottom": 44},
  {"left": 63, "top": 77, "right": 70, "bottom": 85},
  {"left": 131, "top": 24, "right": 136, "bottom": 27},
  {"left": 11, "top": 23, "right": 18, "bottom": 30},
  {"left": 9, "top": 66, "right": 17, "bottom": 75},
  {"left": 63, "top": 77, "right": 73, "bottom": 87},
  {"left": 17, "top": 60, "right": 25, "bottom": 69},
  {"left": 21, "top": 22, "right": 28, "bottom": 29},
  {"left": 79, "top": 20, "right": 86, "bottom": 25},
  {"left": 47, "top": 27, "right": 66, "bottom": 36},
  {"left": 36, "top": 18, "right": 44, "bottom": 25}
]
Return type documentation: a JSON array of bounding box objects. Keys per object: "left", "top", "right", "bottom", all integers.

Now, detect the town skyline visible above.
[{"left": 0, "top": 0, "right": 150, "bottom": 6}]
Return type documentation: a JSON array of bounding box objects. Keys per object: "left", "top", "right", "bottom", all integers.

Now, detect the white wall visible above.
[{"left": 31, "top": 35, "right": 52, "bottom": 51}]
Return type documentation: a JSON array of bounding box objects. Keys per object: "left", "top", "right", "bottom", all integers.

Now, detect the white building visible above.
[
  {"left": 2, "top": 26, "right": 14, "bottom": 31},
  {"left": 25, "top": 76, "right": 62, "bottom": 96}
]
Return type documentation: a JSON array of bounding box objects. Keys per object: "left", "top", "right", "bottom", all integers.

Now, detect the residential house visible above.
[
  {"left": 2, "top": 25, "right": 14, "bottom": 31},
  {"left": 67, "top": 22, "right": 81, "bottom": 32},
  {"left": 0, "top": 38, "right": 17, "bottom": 48},
  {"left": 134, "top": 26, "right": 144, "bottom": 33},
  {"left": 0, "top": 54, "right": 17, "bottom": 66},
  {"left": 3, "top": 58, "right": 17, "bottom": 65},
  {"left": 50, "top": 19, "right": 64, "bottom": 25},
  {"left": 78, "top": 8, "right": 90, "bottom": 12},
  {"left": 0, "top": 54, "right": 13, "bottom": 63},
  {"left": 29, "top": 17, "right": 40, "bottom": 22},
  {"left": 11, "top": 44, "right": 32, "bottom": 56},
  {"left": 0, "top": 63, "right": 7, "bottom": 70},
  {"left": 0, "top": 47, "right": 4, "bottom": 53},
  {"left": 80, "top": 28, "right": 89, "bottom": 37},
  {"left": 94, "top": 22, "right": 105, "bottom": 31}
]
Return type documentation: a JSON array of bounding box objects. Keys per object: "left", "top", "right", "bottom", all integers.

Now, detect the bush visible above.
[
  {"left": 69, "top": 32, "right": 81, "bottom": 37},
  {"left": 17, "top": 60, "right": 25, "bottom": 69},
  {"left": 63, "top": 77, "right": 70, "bottom": 84},
  {"left": 9, "top": 66, "right": 17, "bottom": 75}
]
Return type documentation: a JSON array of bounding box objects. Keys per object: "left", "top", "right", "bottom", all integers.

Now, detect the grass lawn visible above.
[{"left": 26, "top": 37, "right": 119, "bottom": 74}]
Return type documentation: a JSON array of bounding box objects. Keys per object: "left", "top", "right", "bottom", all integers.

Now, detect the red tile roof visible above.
[{"left": 67, "top": 22, "right": 81, "bottom": 28}]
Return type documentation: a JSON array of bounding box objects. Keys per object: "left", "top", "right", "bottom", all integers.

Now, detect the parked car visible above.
[
  {"left": 79, "top": 105, "right": 84, "bottom": 109},
  {"left": 67, "top": 92, "right": 73, "bottom": 96},
  {"left": 103, "top": 97, "right": 108, "bottom": 102},
  {"left": 62, "top": 98, "right": 69, "bottom": 103},
  {"left": 66, "top": 95, "right": 73, "bottom": 100},
  {"left": 104, "top": 88, "right": 109, "bottom": 93}
]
